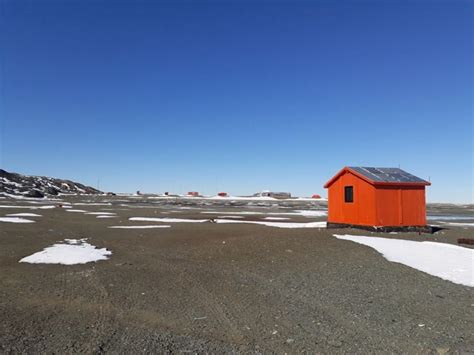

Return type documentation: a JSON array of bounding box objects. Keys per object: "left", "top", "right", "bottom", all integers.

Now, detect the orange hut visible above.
[{"left": 324, "top": 167, "right": 430, "bottom": 231}]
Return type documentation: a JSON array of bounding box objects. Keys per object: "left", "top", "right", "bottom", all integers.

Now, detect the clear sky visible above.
[{"left": 1, "top": 0, "right": 472, "bottom": 202}]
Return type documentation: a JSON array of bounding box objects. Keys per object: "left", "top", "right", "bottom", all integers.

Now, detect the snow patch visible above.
[
  {"left": 0, "top": 205, "right": 38, "bottom": 209},
  {"left": 443, "top": 222, "right": 474, "bottom": 227},
  {"left": 108, "top": 225, "right": 171, "bottom": 229},
  {"left": 74, "top": 203, "right": 112, "bottom": 206},
  {"left": 294, "top": 210, "right": 327, "bottom": 217},
  {"left": 0, "top": 217, "right": 35, "bottom": 223},
  {"left": 85, "top": 212, "right": 116, "bottom": 215},
  {"left": 19, "top": 239, "right": 111, "bottom": 265},
  {"left": 202, "top": 211, "right": 263, "bottom": 215},
  {"left": 334, "top": 234, "right": 474, "bottom": 287},
  {"left": 129, "top": 217, "right": 208, "bottom": 223},
  {"left": 215, "top": 219, "right": 327, "bottom": 228},
  {"left": 427, "top": 215, "right": 474, "bottom": 221},
  {"left": 6, "top": 213, "right": 42, "bottom": 217},
  {"left": 202, "top": 210, "right": 327, "bottom": 217}
]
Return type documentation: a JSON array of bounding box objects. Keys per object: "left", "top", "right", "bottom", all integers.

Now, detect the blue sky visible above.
[{"left": 1, "top": 0, "right": 472, "bottom": 202}]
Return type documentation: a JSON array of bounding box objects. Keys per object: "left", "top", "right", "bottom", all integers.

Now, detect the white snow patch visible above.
[
  {"left": 0, "top": 205, "right": 38, "bottom": 209},
  {"left": 427, "top": 216, "right": 474, "bottom": 221},
  {"left": 334, "top": 234, "right": 474, "bottom": 287},
  {"left": 215, "top": 219, "right": 327, "bottom": 228},
  {"left": 85, "top": 212, "right": 116, "bottom": 215},
  {"left": 293, "top": 210, "right": 327, "bottom": 217},
  {"left": 202, "top": 211, "right": 263, "bottom": 215},
  {"left": 74, "top": 203, "right": 112, "bottom": 206},
  {"left": 108, "top": 225, "right": 171, "bottom": 229},
  {"left": 96, "top": 215, "right": 117, "bottom": 219},
  {"left": 443, "top": 222, "right": 474, "bottom": 227},
  {"left": 202, "top": 210, "right": 327, "bottom": 217},
  {"left": 0, "top": 217, "right": 35, "bottom": 223},
  {"left": 295, "top": 197, "right": 327, "bottom": 201},
  {"left": 263, "top": 217, "right": 290, "bottom": 221},
  {"left": 129, "top": 217, "right": 208, "bottom": 223},
  {"left": 66, "top": 209, "right": 87, "bottom": 213},
  {"left": 0, "top": 177, "right": 22, "bottom": 187},
  {"left": 205, "top": 195, "right": 277, "bottom": 201},
  {"left": 6, "top": 213, "right": 42, "bottom": 217},
  {"left": 73, "top": 184, "right": 86, "bottom": 193},
  {"left": 37, "top": 205, "right": 57, "bottom": 209},
  {"left": 217, "top": 215, "right": 244, "bottom": 219},
  {"left": 19, "top": 239, "right": 111, "bottom": 265}
]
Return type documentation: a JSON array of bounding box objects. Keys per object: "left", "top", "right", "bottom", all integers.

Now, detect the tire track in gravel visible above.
[
  {"left": 81, "top": 268, "right": 118, "bottom": 353},
  {"left": 166, "top": 261, "right": 247, "bottom": 344},
  {"left": 53, "top": 267, "right": 121, "bottom": 353},
  {"left": 225, "top": 261, "right": 371, "bottom": 347}
]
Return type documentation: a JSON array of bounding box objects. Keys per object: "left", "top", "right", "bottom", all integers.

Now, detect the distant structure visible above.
[
  {"left": 254, "top": 190, "right": 291, "bottom": 199},
  {"left": 324, "top": 167, "right": 431, "bottom": 232},
  {"left": 217, "top": 192, "right": 228, "bottom": 197},
  {"left": 187, "top": 191, "right": 199, "bottom": 197},
  {"left": 311, "top": 194, "right": 322, "bottom": 199}
]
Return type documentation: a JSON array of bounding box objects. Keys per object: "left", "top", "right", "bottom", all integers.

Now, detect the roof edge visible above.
[
  {"left": 324, "top": 167, "right": 351, "bottom": 188},
  {"left": 324, "top": 167, "right": 431, "bottom": 188}
]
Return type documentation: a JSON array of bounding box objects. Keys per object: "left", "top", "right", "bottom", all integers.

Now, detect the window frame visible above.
[{"left": 344, "top": 186, "right": 354, "bottom": 203}]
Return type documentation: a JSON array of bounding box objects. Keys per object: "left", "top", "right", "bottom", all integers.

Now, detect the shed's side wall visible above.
[
  {"left": 327, "top": 171, "right": 377, "bottom": 225},
  {"left": 375, "top": 186, "right": 426, "bottom": 226}
]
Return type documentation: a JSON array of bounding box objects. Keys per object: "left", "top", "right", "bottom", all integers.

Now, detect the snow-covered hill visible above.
[{"left": 0, "top": 169, "right": 102, "bottom": 198}]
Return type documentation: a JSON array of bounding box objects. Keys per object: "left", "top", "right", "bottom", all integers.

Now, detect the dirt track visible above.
[{"left": 0, "top": 197, "right": 473, "bottom": 353}]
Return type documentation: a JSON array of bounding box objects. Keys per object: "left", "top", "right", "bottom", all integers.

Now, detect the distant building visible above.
[
  {"left": 324, "top": 167, "right": 430, "bottom": 231},
  {"left": 187, "top": 191, "right": 199, "bottom": 197},
  {"left": 254, "top": 191, "right": 291, "bottom": 199},
  {"left": 218, "top": 192, "right": 228, "bottom": 197}
]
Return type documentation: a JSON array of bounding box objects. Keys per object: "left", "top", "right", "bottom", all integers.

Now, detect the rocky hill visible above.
[{"left": 0, "top": 169, "right": 102, "bottom": 198}]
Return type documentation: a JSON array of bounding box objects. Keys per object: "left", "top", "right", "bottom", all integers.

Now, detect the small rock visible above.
[{"left": 25, "top": 189, "right": 44, "bottom": 198}]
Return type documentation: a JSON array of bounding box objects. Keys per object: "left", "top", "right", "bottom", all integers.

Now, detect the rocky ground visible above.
[{"left": 0, "top": 195, "right": 472, "bottom": 353}]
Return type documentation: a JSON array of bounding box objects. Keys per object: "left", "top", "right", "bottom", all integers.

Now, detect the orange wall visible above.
[
  {"left": 375, "top": 186, "right": 426, "bottom": 226},
  {"left": 327, "top": 171, "right": 377, "bottom": 225}
]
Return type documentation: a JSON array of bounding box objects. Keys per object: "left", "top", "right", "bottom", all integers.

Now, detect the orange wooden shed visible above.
[{"left": 324, "top": 167, "right": 431, "bottom": 231}]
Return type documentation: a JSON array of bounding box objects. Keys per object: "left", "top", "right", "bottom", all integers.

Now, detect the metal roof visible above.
[{"left": 349, "top": 167, "right": 429, "bottom": 184}]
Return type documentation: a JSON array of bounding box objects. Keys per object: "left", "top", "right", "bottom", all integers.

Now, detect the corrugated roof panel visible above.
[{"left": 349, "top": 167, "right": 429, "bottom": 184}]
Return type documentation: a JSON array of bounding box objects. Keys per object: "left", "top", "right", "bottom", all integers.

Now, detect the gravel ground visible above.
[{"left": 0, "top": 196, "right": 473, "bottom": 353}]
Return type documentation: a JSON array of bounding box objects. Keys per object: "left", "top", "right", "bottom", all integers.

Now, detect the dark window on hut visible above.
[{"left": 344, "top": 186, "right": 353, "bottom": 203}]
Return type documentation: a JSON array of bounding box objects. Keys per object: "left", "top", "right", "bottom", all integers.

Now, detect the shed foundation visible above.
[{"left": 326, "top": 222, "right": 436, "bottom": 234}]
